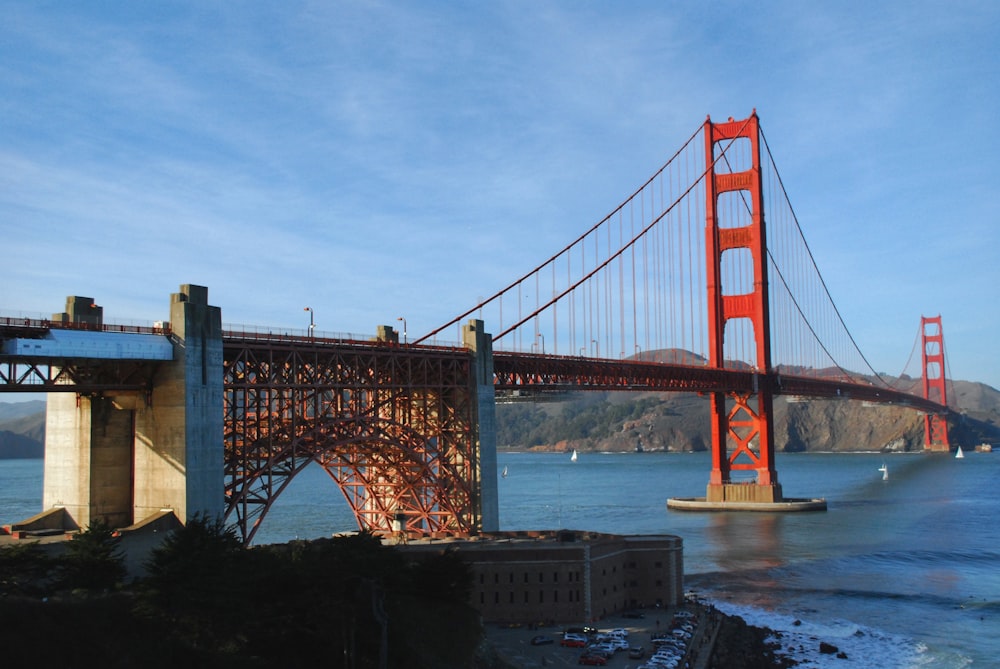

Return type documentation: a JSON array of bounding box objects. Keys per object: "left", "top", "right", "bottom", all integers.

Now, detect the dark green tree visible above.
[
  {"left": 0, "top": 541, "right": 54, "bottom": 596},
  {"left": 58, "top": 518, "right": 126, "bottom": 591},
  {"left": 138, "top": 514, "right": 250, "bottom": 657}
]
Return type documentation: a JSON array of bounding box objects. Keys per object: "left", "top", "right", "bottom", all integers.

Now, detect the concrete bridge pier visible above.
[
  {"left": 464, "top": 319, "right": 499, "bottom": 532},
  {"left": 42, "top": 285, "right": 223, "bottom": 532}
]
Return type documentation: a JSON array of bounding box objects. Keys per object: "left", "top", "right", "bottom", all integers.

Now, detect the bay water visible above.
[{"left": 2, "top": 450, "right": 996, "bottom": 667}]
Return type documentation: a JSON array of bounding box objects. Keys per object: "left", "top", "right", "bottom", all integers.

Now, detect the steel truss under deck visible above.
[{"left": 223, "top": 335, "right": 480, "bottom": 544}]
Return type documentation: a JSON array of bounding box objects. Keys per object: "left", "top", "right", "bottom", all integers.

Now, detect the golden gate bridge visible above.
[{"left": 0, "top": 112, "right": 953, "bottom": 544}]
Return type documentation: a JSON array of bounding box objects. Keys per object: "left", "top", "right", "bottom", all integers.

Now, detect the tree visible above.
[
  {"left": 0, "top": 541, "right": 53, "bottom": 596},
  {"left": 58, "top": 518, "right": 126, "bottom": 591}
]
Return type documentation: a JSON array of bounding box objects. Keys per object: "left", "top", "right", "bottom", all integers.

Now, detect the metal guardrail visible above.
[{"left": 0, "top": 316, "right": 170, "bottom": 335}]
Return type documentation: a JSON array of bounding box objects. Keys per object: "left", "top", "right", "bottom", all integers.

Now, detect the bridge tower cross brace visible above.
[
  {"left": 704, "top": 111, "right": 783, "bottom": 503},
  {"left": 920, "top": 315, "right": 950, "bottom": 451}
]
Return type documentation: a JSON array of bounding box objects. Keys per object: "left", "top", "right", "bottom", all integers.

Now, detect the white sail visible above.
[
  {"left": 570, "top": 449, "right": 578, "bottom": 462},
  {"left": 956, "top": 446, "right": 965, "bottom": 459}
]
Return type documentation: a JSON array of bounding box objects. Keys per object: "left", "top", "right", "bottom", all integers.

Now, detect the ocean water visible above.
[{"left": 2, "top": 450, "right": 997, "bottom": 667}]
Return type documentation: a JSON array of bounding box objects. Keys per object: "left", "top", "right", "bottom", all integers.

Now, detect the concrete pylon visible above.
[
  {"left": 42, "top": 285, "right": 223, "bottom": 530},
  {"left": 464, "top": 319, "right": 499, "bottom": 532},
  {"left": 133, "top": 285, "right": 223, "bottom": 525}
]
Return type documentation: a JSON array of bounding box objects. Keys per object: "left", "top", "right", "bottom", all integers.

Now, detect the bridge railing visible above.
[
  {"left": 0, "top": 315, "right": 171, "bottom": 335},
  {"left": 221, "top": 324, "right": 466, "bottom": 352}
]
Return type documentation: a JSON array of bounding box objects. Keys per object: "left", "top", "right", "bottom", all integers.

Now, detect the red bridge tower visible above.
[
  {"left": 921, "top": 315, "right": 950, "bottom": 451},
  {"left": 703, "top": 111, "right": 783, "bottom": 504}
]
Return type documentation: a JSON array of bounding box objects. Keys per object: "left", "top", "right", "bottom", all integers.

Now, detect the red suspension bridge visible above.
[
  {"left": 1, "top": 112, "right": 953, "bottom": 543},
  {"left": 419, "top": 110, "right": 951, "bottom": 505}
]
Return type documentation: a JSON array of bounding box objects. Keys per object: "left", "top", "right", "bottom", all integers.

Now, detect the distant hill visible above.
[
  {"left": 0, "top": 400, "right": 45, "bottom": 422},
  {"left": 0, "top": 400, "right": 45, "bottom": 459},
  {"left": 2, "top": 376, "right": 999, "bottom": 459},
  {"left": 497, "top": 378, "right": 1000, "bottom": 453}
]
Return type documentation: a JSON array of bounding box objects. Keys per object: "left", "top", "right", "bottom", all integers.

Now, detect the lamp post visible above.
[
  {"left": 397, "top": 316, "right": 407, "bottom": 344},
  {"left": 592, "top": 339, "right": 599, "bottom": 357},
  {"left": 537, "top": 332, "right": 545, "bottom": 355},
  {"left": 304, "top": 307, "right": 315, "bottom": 336}
]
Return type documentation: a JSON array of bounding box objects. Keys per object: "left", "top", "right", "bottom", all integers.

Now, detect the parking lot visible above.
[{"left": 483, "top": 605, "right": 711, "bottom": 668}]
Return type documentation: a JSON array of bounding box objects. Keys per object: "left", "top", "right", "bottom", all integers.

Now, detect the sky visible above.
[{"left": 2, "top": 1, "right": 998, "bottom": 389}]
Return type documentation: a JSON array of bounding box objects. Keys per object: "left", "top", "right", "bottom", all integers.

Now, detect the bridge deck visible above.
[{"left": 1, "top": 329, "right": 173, "bottom": 360}]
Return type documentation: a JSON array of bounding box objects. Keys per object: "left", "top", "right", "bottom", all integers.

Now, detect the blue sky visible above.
[{"left": 2, "top": 1, "right": 998, "bottom": 389}]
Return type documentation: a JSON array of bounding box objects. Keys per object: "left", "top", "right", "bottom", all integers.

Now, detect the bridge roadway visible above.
[
  {"left": 492, "top": 350, "right": 944, "bottom": 413},
  {"left": 1, "top": 316, "right": 946, "bottom": 416}
]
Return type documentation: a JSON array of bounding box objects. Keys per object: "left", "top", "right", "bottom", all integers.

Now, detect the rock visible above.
[{"left": 819, "top": 641, "right": 839, "bottom": 654}]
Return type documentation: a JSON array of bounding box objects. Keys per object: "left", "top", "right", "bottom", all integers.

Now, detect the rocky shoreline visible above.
[{"left": 707, "top": 609, "right": 798, "bottom": 669}]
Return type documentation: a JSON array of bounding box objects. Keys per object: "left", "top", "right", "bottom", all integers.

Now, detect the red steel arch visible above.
[{"left": 222, "top": 332, "right": 482, "bottom": 544}]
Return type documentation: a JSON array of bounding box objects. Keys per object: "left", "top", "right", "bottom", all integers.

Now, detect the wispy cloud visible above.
[{"left": 2, "top": 1, "right": 998, "bottom": 384}]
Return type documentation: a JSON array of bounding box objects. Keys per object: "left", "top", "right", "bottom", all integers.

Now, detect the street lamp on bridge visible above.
[
  {"left": 304, "top": 307, "right": 315, "bottom": 337},
  {"left": 592, "top": 339, "right": 599, "bottom": 357},
  {"left": 537, "top": 332, "right": 545, "bottom": 355},
  {"left": 397, "top": 316, "right": 407, "bottom": 344}
]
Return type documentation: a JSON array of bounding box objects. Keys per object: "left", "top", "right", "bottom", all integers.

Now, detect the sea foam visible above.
[{"left": 708, "top": 599, "right": 969, "bottom": 669}]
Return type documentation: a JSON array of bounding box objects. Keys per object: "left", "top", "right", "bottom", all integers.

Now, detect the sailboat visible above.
[
  {"left": 956, "top": 445, "right": 965, "bottom": 459},
  {"left": 570, "top": 449, "right": 578, "bottom": 462},
  {"left": 501, "top": 465, "right": 508, "bottom": 478},
  {"left": 878, "top": 463, "right": 888, "bottom": 480}
]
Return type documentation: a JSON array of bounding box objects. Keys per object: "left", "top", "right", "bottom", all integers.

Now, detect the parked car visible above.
[
  {"left": 595, "top": 633, "right": 627, "bottom": 649},
  {"left": 531, "top": 634, "right": 554, "bottom": 645},
  {"left": 588, "top": 642, "right": 616, "bottom": 657},
  {"left": 566, "top": 626, "right": 598, "bottom": 636},
  {"left": 628, "top": 645, "right": 646, "bottom": 658},
  {"left": 578, "top": 653, "right": 608, "bottom": 666},
  {"left": 561, "top": 634, "right": 588, "bottom": 648}
]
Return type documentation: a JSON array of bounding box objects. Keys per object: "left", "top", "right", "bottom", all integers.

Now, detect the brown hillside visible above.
[{"left": 497, "top": 379, "right": 1000, "bottom": 453}]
